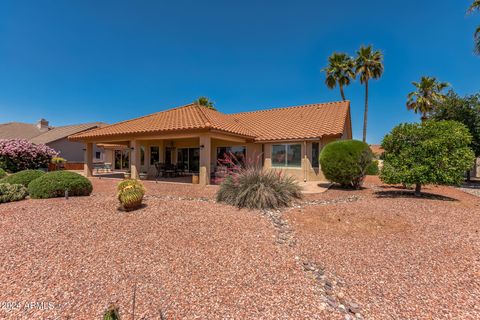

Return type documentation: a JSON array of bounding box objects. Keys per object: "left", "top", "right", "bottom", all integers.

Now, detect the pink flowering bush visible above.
[{"left": 0, "top": 139, "right": 58, "bottom": 173}]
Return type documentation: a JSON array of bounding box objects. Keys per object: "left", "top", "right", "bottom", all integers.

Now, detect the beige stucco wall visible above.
[
  {"left": 48, "top": 138, "right": 103, "bottom": 163},
  {"left": 260, "top": 135, "right": 344, "bottom": 182}
]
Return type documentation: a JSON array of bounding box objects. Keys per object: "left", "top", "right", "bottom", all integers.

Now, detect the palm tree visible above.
[
  {"left": 321, "top": 53, "right": 355, "bottom": 101},
  {"left": 468, "top": 0, "right": 480, "bottom": 55},
  {"left": 355, "top": 45, "right": 384, "bottom": 143},
  {"left": 195, "top": 96, "right": 216, "bottom": 110},
  {"left": 406, "top": 76, "right": 449, "bottom": 122}
]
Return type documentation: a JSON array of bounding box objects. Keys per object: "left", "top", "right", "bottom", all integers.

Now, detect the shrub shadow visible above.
[
  {"left": 375, "top": 190, "right": 458, "bottom": 202},
  {"left": 328, "top": 184, "right": 367, "bottom": 191}
]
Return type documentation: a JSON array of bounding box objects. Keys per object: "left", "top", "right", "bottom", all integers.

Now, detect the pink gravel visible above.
[
  {"left": 0, "top": 178, "right": 334, "bottom": 319},
  {"left": 286, "top": 176, "right": 480, "bottom": 319},
  {"left": 1, "top": 176, "right": 479, "bottom": 319}
]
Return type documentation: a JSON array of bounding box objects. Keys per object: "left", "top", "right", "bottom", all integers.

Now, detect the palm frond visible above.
[
  {"left": 468, "top": 0, "right": 480, "bottom": 13},
  {"left": 355, "top": 45, "right": 384, "bottom": 83},
  {"left": 475, "top": 26, "right": 480, "bottom": 55},
  {"left": 406, "top": 76, "right": 449, "bottom": 117},
  {"left": 322, "top": 52, "right": 355, "bottom": 93}
]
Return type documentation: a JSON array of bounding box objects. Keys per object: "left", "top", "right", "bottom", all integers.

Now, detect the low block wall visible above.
[{"left": 48, "top": 162, "right": 85, "bottom": 171}]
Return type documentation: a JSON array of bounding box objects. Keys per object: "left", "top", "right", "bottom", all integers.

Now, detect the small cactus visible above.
[{"left": 117, "top": 179, "right": 145, "bottom": 211}]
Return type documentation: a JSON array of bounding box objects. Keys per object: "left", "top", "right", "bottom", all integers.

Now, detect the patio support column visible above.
[
  {"left": 302, "top": 140, "right": 307, "bottom": 182},
  {"left": 199, "top": 135, "right": 211, "bottom": 185},
  {"left": 84, "top": 142, "right": 93, "bottom": 177},
  {"left": 130, "top": 140, "right": 141, "bottom": 179}
]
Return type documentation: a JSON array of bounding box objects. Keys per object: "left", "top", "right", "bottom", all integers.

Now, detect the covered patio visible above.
[{"left": 82, "top": 132, "right": 257, "bottom": 185}]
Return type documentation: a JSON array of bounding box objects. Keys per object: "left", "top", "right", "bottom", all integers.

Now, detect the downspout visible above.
[{"left": 303, "top": 140, "right": 307, "bottom": 182}]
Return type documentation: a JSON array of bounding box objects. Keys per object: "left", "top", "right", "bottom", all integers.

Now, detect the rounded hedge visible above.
[
  {"left": 28, "top": 171, "right": 93, "bottom": 199},
  {"left": 1, "top": 169, "right": 45, "bottom": 187},
  {"left": 319, "top": 140, "right": 374, "bottom": 189}
]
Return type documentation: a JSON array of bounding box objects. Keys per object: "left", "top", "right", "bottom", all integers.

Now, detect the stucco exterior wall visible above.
[
  {"left": 260, "top": 134, "right": 345, "bottom": 182},
  {"left": 48, "top": 138, "right": 103, "bottom": 163}
]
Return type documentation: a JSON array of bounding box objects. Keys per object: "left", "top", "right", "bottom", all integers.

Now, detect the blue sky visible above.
[{"left": 0, "top": 0, "right": 479, "bottom": 143}]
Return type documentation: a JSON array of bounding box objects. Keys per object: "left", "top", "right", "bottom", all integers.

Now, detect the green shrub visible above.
[
  {"left": 380, "top": 120, "right": 475, "bottom": 196},
  {"left": 28, "top": 171, "right": 92, "bottom": 199},
  {"left": 366, "top": 160, "right": 379, "bottom": 175},
  {"left": 216, "top": 167, "right": 302, "bottom": 210},
  {"left": 0, "top": 168, "right": 6, "bottom": 179},
  {"left": 1, "top": 169, "right": 45, "bottom": 187},
  {"left": 319, "top": 140, "right": 374, "bottom": 189},
  {"left": 117, "top": 179, "right": 145, "bottom": 211},
  {"left": 0, "top": 183, "right": 28, "bottom": 203}
]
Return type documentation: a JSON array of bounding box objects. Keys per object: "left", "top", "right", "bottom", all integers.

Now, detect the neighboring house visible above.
[
  {"left": 70, "top": 101, "right": 352, "bottom": 185},
  {"left": 0, "top": 119, "right": 106, "bottom": 164},
  {"left": 369, "top": 144, "right": 384, "bottom": 158}
]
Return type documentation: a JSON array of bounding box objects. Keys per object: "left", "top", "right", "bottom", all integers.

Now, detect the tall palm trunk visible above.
[
  {"left": 339, "top": 85, "right": 346, "bottom": 101},
  {"left": 362, "top": 79, "right": 369, "bottom": 143}
]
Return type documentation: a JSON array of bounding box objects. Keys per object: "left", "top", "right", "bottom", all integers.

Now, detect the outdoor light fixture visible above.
[{"left": 200, "top": 144, "right": 205, "bottom": 149}]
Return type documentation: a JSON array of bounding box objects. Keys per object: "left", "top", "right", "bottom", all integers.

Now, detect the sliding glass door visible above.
[
  {"left": 114, "top": 150, "right": 130, "bottom": 170},
  {"left": 177, "top": 148, "right": 200, "bottom": 172}
]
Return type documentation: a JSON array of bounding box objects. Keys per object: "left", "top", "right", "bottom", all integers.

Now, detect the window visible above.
[
  {"left": 150, "top": 146, "right": 159, "bottom": 165},
  {"left": 216, "top": 146, "right": 246, "bottom": 166},
  {"left": 272, "top": 144, "right": 301, "bottom": 167},
  {"left": 140, "top": 146, "right": 145, "bottom": 166},
  {"left": 312, "top": 142, "right": 320, "bottom": 167},
  {"left": 95, "top": 151, "right": 101, "bottom": 159},
  {"left": 177, "top": 148, "right": 200, "bottom": 172}
]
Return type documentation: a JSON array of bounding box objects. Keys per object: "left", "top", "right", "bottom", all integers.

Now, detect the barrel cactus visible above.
[{"left": 117, "top": 179, "right": 145, "bottom": 211}]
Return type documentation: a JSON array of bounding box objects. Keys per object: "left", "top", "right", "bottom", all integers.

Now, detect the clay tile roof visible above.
[
  {"left": 70, "top": 101, "right": 351, "bottom": 142},
  {"left": 369, "top": 144, "right": 384, "bottom": 156},
  {"left": 232, "top": 101, "right": 350, "bottom": 141},
  {"left": 70, "top": 103, "right": 254, "bottom": 140}
]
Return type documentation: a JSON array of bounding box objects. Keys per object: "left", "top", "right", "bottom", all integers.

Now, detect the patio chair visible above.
[
  {"left": 164, "top": 163, "right": 176, "bottom": 178},
  {"left": 154, "top": 162, "right": 165, "bottom": 178}
]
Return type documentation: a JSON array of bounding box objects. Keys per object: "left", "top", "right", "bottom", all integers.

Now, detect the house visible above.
[
  {"left": 369, "top": 144, "right": 384, "bottom": 158},
  {"left": 0, "top": 119, "right": 106, "bottom": 166},
  {"left": 69, "top": 101, "right": 352, "bottom": 185}
]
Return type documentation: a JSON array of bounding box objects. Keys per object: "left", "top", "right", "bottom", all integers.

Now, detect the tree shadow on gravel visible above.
[
  {"left": 461, "top": 181, "right": 480, "bottom": 189},
  {"left": 374, "top": 190, "right": 458, "bottom": 202}
]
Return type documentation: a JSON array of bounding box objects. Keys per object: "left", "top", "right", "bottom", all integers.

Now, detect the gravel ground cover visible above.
[
  {"left": 286, "top": 176, "right": 480, "bottom": 319},
  {"left": 0, "top": 178, "right": 334, "bottom": 319},
  {"left": 1, "top": 176, "right": 479, "bottom": 319}
]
